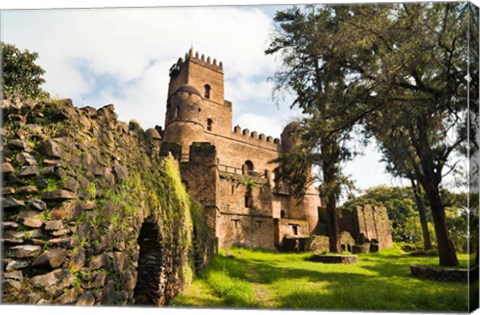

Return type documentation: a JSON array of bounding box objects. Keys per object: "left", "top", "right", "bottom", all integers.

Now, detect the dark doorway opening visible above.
[
  {"left": 292, "top": 225, "right": 298, "bottom": 235},
  {"left": 244, "top": 160, "right": 254, "bottom": 175},
  {"left": 133, "top": 217, "right": 164, "bottom": 305}
]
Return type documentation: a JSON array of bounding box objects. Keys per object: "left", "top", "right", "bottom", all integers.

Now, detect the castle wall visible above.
[
  {"left": 168, "top": 62, "right": 189, "bottom": 99},
  {"left": 354, "top": 205, "right": 393, "bottom": 249},
  {"left": 217, "top": 173, "right": 272, "bottom": 217},
  {"left": 163, "top": 89, "right": 205, "bottom": 155},
  {"left": 204, "top": 131, "right": 280, "bottom": 175},
  {"left": 216, "top": 214, "right": 275, "bottom": 250},
  {"left": 180, "top": 143, "right": 219, "bottom": 232},
  {"left": 198, "top": 99, "right": 232, "bottom": 136},
  {"left": 274, "top": 218, "right": 309, "bottom": 247},
  {"left": 215, "top": 173, "right": 275, "bottom": 249},
  {"left": 164, "top": 123, "right": 204, "bottom": 156},
  {"left": 338, "top": 205, "right": 393, "bottom": 250},
  {"left": 272, "top": 194, "right": 290, "bottom": 219},
  {"left": 186, "top": 57, "right": 224, "bottom": 105},
  {"left": 292, "top": 190, "right": 322, "bottom": 233},
  {"left": 1, "top": 101, "right": 215, "bottom": 306}
]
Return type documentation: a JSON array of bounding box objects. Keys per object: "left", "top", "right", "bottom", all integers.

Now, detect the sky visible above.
[{"left": 1, "top": 1, "right": 448, "bottom": 192}]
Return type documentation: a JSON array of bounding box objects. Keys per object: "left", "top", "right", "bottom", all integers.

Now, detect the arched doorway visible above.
[
  {"left": 133, "top": 216, "right": 164, "bottom": 305},
  {"left": 244, "top": 160, "right": 254, "bottom": 175}
]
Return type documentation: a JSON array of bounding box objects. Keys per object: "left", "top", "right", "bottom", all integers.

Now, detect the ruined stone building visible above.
[{"left": 160, "top": 49, "right": 392, "bottom": 251}]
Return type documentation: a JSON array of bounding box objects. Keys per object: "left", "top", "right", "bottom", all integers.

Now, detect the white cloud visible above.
[
  {"left": 3, "top": 6, "right": 277, "bottom": 129},
  {"left": 2, "top": 4, "right": 397, "bottom": 190}
]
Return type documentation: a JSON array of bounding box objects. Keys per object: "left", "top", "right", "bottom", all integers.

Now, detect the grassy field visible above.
[{"left": 171, "top": 245, "right": 473, "bottom": 311}]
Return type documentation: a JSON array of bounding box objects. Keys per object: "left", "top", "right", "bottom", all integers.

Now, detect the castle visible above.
[{"left": 160, "top": 49, "right": 393, "bottom": 251}]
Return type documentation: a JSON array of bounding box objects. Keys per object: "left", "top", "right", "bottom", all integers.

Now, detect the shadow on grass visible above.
[
  {"left": 255, "top": 260, "right": 467, "bottom": 311},
  {"left": 246, "top": 253, "right": 467, "bottom": 311},
  {"left": 173, "top": 249, "right": 469, "bottom": 312}
]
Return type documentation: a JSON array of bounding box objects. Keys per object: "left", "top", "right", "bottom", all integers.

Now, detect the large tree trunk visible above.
[
  {"left": 410, "top": 179, "right": 432, "bottom": 250},
  {"left": 410, "top": 118, "right": 459, "bottom": 267},
  {"left": 326, "top": 198, "right": 341, "bottom": 253},
  {"left": 420, "top": 180, "right": 459, "bottom": 266},
  {"left": 321, "top": 139, "right": 342, "bottom": 254}
]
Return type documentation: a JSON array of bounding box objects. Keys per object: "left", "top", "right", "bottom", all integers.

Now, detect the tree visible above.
[
  {"left": 268, "top": 3, "right": 475, "bottom": 266},
  {"left": 410, "top": 179, "right": 433, "bottom": 250},
  {"left": 266, "top": 7, "right": 364, "bottom": 253},
  {"left": 363, "top": 101, "right": 434, "bottom": 250},
  {"left": 2, "top": 42, "right": 49, "bottom": 99},
  {"left": 342, "top": 3, "right": 472, "bottom": 266}
]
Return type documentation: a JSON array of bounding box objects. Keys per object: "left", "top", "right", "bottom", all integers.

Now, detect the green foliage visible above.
[
  {"left": 40, "top": 210, "right": 52, "bottom": 221},
  {"left": 404, "top": 216, "right": 436, "bottom": 248},
  {"left": 25, "top": 137, "right": 39, "bottom": 150},
  {"left": 173, "top": 246, "right": 469, "bottom": 311},
  {"left": 239, "top": 179, "right": 256, "bottom": 190},
  {"left": 266, "top": 2, "right": 475, "bottom": 266},
  {"left": 444, "top": 192, "right": 471, "bottom": 253},
  {"left": 16, "top": 225, "right": 29, "bottom": 232},
  {"left": 42, "top": 177, "right": 65, "bottom": 193},
  {"left": 2, "top": 42, "right": 49, "bottom": 99},
  {"left": 68, "top": 267, "right": 82, "bottom": 291},
  {"left": 85, "top": 182, "right": 97, "bottom": 199},
  {"left": 23, "top": 232, "right": 32, "bottom": 240}
]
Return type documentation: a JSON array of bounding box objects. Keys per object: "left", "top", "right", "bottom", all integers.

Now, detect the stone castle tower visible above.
[
  {"left": 161, "top": 49, "right": 392, "bottom": 251},
  {"left": 161, "top": 48, "right": 322, "bottom": 250}
]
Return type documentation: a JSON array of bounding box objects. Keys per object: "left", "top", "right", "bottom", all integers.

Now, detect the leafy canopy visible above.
[{"left": 2, "top": 42, "right": 49, "bottom": 99}]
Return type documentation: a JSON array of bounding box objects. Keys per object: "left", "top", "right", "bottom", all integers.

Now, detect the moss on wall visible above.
[{"left": 1, "top": 98, "right": 213, "bottom": 306}]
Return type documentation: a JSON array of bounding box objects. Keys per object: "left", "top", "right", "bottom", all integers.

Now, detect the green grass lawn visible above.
[{"left": 171, "top": 245, "right": 473, "bottom": 311}]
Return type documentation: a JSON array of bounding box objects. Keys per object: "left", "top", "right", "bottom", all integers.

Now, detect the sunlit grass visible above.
[
  {"left": 171, "top": 245, "right": 471, "bottom": 311},
  {"left": 171, "top": 249, "right": 256, "bottom": 308}
]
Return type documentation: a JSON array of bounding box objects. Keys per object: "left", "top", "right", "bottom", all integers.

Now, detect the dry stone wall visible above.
[{"left": 1, "top": 98, "right": 213, "bottom": 305}]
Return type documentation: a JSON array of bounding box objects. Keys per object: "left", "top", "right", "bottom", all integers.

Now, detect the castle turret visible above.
[
  {"left": 163, "top": 84, "right": 204, "bottom": 155},
  {"left": 166, "top": 49, "right": 232, "bottom": 136},
  {"left": 281, "top": 121, "right": 301, "bottom": 153},
  {"left": 281, "top": 121, "right": 321, "bottom": 234}
]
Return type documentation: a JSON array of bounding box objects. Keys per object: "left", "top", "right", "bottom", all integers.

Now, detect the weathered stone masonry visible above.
[{"left": 1, "top": 99, "right": 213, "bottom": 305}]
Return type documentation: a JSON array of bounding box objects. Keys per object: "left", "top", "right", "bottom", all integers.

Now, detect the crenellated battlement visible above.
[
  {"left": 170, "top": 48, "right": 223, "bottom": 78},
  {"left": 232, "top": 125, "right": 281, "bottom": 147}
]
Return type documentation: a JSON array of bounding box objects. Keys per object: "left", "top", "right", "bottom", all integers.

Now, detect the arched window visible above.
[
  {"left": 207, "top": 118, "right": 213, "bottom": 131},
  {"left": 245, "top": 194, "right": 252, "bottom": 208},
  {"left": 174, "top": 106, "right": 179, "bottom": 118},
  {"left": 280, "top": 210, "right": 286, "bottom": 218},
  {"left": 244, "top": 160, "right": 254, "bottom": 175},
  {"left": 204, "top": 84, "right": 211, "bottom": 99}
]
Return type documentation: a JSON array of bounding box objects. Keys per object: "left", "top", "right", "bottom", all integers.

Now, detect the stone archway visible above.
[{"left": 133, "top": 216, "right": 164, "bottom": 305}]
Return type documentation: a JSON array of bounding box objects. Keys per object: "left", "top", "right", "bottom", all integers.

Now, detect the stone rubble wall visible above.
[{"left": 1, "top": 98, "right": 213, "bottom": 305}]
